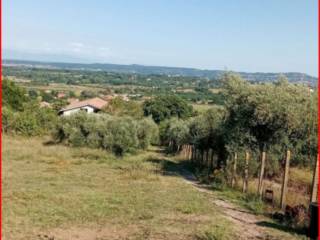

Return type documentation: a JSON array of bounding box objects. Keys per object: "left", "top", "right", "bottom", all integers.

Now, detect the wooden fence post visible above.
[
  {"left": 280, "top": 150, "right": 291, "bottom": 210},
  {"left": 310, "top": 154, "right": 319, "bottom": 203},
  {"left": 231, "top": 152, "right": 238, "bottom": 188},
  {"left": 258, "top": 151, "right": 266, "bottom": 197},
  {"left": 242, "top": 151, "right": 250, "bottom": 193}
]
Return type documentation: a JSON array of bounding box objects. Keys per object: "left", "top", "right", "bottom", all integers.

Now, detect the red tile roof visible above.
[{"left": 61, "top": 97, "right": 108, "bottom": 111}]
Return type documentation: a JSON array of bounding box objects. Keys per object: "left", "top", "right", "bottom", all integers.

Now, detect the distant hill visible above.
[{"left": 3, "top": 59, "right": 317, "bottom": 86}]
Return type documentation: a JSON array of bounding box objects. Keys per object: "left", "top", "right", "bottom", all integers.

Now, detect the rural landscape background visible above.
[{"left": 3, "top": 1, "right": 318, "bottom": 240}]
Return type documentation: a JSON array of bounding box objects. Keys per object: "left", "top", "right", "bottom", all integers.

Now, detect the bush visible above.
[
  {"left": 2, "top": 106, "right": 14, "bottom": 133},
  {"left": 52, "top": 112, "right": 159, "bottom": 156},
  {"left": 2, "top": 78, "right": 28, "bottom": 111},
  {"left": 3, "top": 102, "right": 58, "bottom": 136},
  {"left": 137, "top": 117, "right": 159, "bottom": 149},
  {"left": 159, "top": 118, "right": 189, "bottom": 152},
  {"left": 102, "top": 117, "right": 138, "bottom": 155},
  {"left": 103, "top": 97, "right": 143, "bottom": 118}
]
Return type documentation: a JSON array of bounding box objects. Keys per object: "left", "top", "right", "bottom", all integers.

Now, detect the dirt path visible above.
[{"left": 178, "top": 168, "right": 278, "bottom": 240}]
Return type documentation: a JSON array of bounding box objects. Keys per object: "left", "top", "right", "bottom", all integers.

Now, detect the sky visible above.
[{"left": 3, "top": 0, "right": 318, "bottom": 76}]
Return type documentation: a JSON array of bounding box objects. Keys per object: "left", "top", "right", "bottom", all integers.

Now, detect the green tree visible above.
[
  {"left": 103, "top": 97, "right": 143, "bottom": 118},
  {"left": 143, "top": 95, "right": 193, "bottom": 123},
  {"left": 2, "top": 78, "right": 28, "bottom": 111}
]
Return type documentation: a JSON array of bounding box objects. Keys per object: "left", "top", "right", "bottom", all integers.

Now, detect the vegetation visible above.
[
  {"left": 143, "top": 95, "right": 193, "bottom": 123},
  {"left": 3, "top": 135, "right": 234, "bottom": 240},
  {"left": 52, "top": 112, "right": 158, "bottom": 156},
  {"left": 3, "top": 135, "right": 305, "bottom": 240},
  {"left": 162, "top": 74, "right": 317, "bottom": 171},
  {"left": 2, "top": 68, "right": 316, "bottom": 239},
  {"left": 103, "top": 97, "right": 143, "bottom": 118},
  {"left": 4, "top": 59, "right": 317, "bottom": 85},
  {"left": 2, "top": 78, "right": 58, "bottom": 136}
]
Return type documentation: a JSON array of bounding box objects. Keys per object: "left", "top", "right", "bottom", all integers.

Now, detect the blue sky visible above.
[{"left": 3, "top": 0, "right": 318, "bottom": 76}]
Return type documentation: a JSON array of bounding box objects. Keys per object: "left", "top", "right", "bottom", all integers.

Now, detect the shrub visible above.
[
  {"left": 137, "top": 117, "right": 159, "bottom": 149},
  {"left": 159, "top": 118, "right": 189, "bottom": 152},
  {"left": 103, "top": 97, "right": 143, "bottom": 118},
  {"left": 6, "top": 103, "right": 58, "bottom": 136},
  {"left": 102, "top": 117, "right": 138, "bottom": 155},
  {"left": 13, "top": 110, "right": 40, "bottom": 136},
  {"left": 2, "top": 78, "right": 28, "bottom": 111},
  {"left": 52, "top": 112, "right": 159, "bottom": 156},
  {"left": 2, "top": 106, "right": 14, "bottom": 133}
]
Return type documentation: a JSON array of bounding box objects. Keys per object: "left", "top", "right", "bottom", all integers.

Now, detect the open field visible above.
[
  {"left": 16, "top": 82, "right": 108, "bottom": 95},
  {"left": 3, "top": 135, "right": 307, "bottom": 240}
]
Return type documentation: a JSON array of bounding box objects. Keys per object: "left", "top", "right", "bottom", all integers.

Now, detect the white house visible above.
[{"left": 59, "top": 97, "right": 108, "bottom": 116}]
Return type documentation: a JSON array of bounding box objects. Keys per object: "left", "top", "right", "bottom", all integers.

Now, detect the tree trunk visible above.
[
  {"left": 280, "top": 150, "right": 291, "bottom": 210},
  {"left": 201, "top": 150, "right": 204, "bottom": 167},
  {"left": 210, "top": 149, "right": 214, "bottom": 169},
  {"left": 242, "top": 151, "right": 250, "bottom": 193},
  {"left": 258, "top": 151, "right": 266, "bottom": 197},
  {"left": 231, "top": 152, "right": 238, "bottom": 188}
]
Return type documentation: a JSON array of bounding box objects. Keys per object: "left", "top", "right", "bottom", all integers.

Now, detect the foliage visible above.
[
  {"left": 222, "top": 73, "right": 318, "bottom": 170},
  {"left": 52, "top": 112, "right": 159, "bottom": 156},
  {"left": 2, "top": 79, "right": 58, "bottom": 136},
  {"left": 137, "top": 117, "right": 159, "bottom": 149},
  {"left": 159, "top": 118, "right": 189, "bottom": 152},
  {"left": 103, "top": 97, "right": 143, "bottom": 118},
  {"left": 7, "top": 102, "right": 58, "bottom": 136},
  {"left": 2, "top": 78, "right": 28, "bottom": 111},
  {"left": 40, "top": 90, "right": 55, "bottom": 102},
  {"left": 80, "top": 90, "right": 97, "bottom": 99},
  {"left": 143, "top": 95, "right": 193, "bottom": 123},
  {"left": 2, "top": 106, "right": 14, "bottom": 133}
]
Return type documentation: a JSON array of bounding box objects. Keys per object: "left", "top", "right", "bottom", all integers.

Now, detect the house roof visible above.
[{"left": 60, "top": 97, "right": 108, "bottom": 112}]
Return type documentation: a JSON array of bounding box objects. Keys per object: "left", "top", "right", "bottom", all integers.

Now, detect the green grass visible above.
[
  {"left": 3, "top": 135, "right": 231, "bottom": 240},
  {"left": 3, "top": 135, "right": 308, "bottom": 240}
]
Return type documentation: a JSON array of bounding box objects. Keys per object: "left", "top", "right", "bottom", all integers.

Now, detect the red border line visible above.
[
  {"left": 1, "top": 0, "right": 3, "bottom": 238},
  {"left": 316, "top": 1, "right": 320, "bottom": 236}
]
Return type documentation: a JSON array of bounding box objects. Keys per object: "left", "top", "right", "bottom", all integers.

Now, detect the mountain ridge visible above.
[{"left": 3, "top": 59, "right": 317, "bottom": 85}]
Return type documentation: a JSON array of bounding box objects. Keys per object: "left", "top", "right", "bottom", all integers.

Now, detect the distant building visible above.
[{"left": 59, "top": 97, "right": 108, "bottom": 116}]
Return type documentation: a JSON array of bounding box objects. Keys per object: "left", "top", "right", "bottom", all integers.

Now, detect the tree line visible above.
[
  {"left": 158, "top": 74, "right": 318, "bottom": 174},
  {"left": 2, "top": 73, "right": 317, "bottom": 166}
]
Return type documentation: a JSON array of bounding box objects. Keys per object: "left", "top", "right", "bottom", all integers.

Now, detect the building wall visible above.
[{"left": 62, "top": 106, "right": 95, "bottom": 116}]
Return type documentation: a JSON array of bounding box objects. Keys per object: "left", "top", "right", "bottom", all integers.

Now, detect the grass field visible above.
[{"left": 3, "top": 135, "right": 307, "bottom": 240}]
